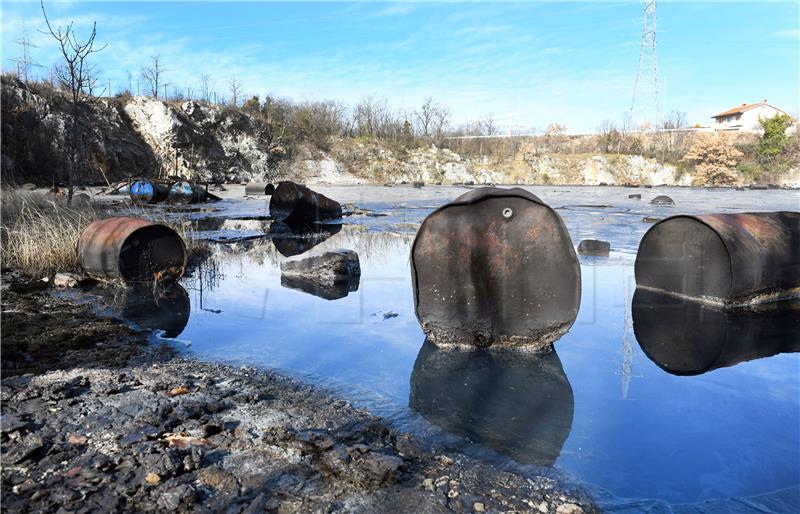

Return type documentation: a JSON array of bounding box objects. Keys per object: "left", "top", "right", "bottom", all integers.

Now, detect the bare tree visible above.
[
  {"left": 40, "top": 0, "right": 107, "bottom": 202},
  {"left": 198, "top": 73, "right": 212, "bottom": 102},
  {"left": 353, "top": 95, "right": 388, "bottom": 138},
  {"left": 413, "top": 97, "right": 451, "bottom": 140},
  {"left": 481, "top": 113, "right": 497, "bottom": 136},
  {"left": 598, "top": 119, "right": 620, "bottom": 153},
  {"left": 414, "top": 97, "right": 437, "bottom": 137},
  {"left": 431, "top": 106, "right": 450, "bottom": 141},
  {"left": 141, "top": 55, "right": 164, "bottom": 98},
  {"left": 228, "top": 77, "right": 242, "bottom": 107}
]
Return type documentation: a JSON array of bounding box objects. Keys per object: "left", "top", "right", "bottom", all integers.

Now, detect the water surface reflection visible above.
[
  {"left": 410, "top": 339, "right": 573, "bottom": 466},
  {"left": 633, "top": 289, "right": 800, "bottom": 375}
]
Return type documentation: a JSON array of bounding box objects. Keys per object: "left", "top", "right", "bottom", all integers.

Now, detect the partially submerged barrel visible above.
[
  {"left": 78, "top": 217, "right": 187, "bottom": 282},
  {"left": 411, "top": 187, "right": 581, "bottom": 350},
  {"left": 632, "top": 288, "right": 800, "bottom": 376},
  {"left": 635, "top": 212, "right": 800, "bottom": 306},
  {"left": 245, "top": 182, "right": 275, "bottom": 196},
  {"left": 130, "top": 180, "right": 169, "bottom": 204},
  {"left": 269, "top": 181, "right": 342, "bottom": 222}
]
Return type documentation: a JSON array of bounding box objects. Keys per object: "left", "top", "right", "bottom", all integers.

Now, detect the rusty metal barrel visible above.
[
  {"left": 635, "top": 212, "right": 800, "bottom": 305},
  {"left": 77, "top": 217, "right": 187, "bottom": 282},
  {"left": 411, "top": 187, "right": 581, "bottom": 350},
  {"left": 269, "top": 181, "right": 342, "bottom": 222},
  {"left": 633, "top": 288, "right": 800, "bottom": 376},
  {"left": 245, "top": 182, "right": 275, "bottom": 196}
]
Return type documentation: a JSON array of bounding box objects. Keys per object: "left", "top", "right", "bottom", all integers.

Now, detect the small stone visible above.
[
  {"left": 53, "top": 273, "right": 83, "bottom": 288},
  {"left": 422, "top": 478, "right": 435, "bottom": 491},
  {"left": 436, "top": 455, "right": 454, "bottom": 466},
  {"left": 556, "top": 504, "right": 583, "bottom": 514},
  {"left": 577, "top": 239, "right": 610, "bottom": 257},
  {"left": 628, "top": 193, "right": 641, "bottom": 199},
  {"left": 474, "top": 502, "right": 485, "bottom": 512},
  {"left": 64, "top": 467, "right": 82, "bottom": 478},
  {"left": 167, "top": 386, "right": 190, "bottom": 397},
  {"left": 538, "top": 502, "right": 549, "bottom": 512},
  {"left": 67, "top": 434, "right": 88, "bottom": 445},
  {"left": 448, "top": 489, "right": 459, "bottom": 498},
  {"left": 383, "top": 311, "right": 399, "bottom": 320},
  {"left": 642, "top": 216, "right": 660, "bottom": 223},
  {"left": 1, "top": 414, "right": 27, "bottom": 433},
  {"left": 145, "top": 472, "right": 161, "bottom": 485},
  {"left": 650, "top": 195, "right": 674, "bottom": 205}
]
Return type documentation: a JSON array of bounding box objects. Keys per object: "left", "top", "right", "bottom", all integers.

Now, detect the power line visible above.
[{"left": 12, "top": 25, "right": 42, "bottom": 82}]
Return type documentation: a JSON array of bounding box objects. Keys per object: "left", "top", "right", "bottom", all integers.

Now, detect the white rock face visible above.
[
  {"left": 122, "top": 97, "right": 276, "bottom": 183},
  {"left": 303, "top": 156, "right": 366, "bottom": 185}
]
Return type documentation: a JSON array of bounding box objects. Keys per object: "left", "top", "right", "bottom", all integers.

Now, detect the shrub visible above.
[
  {"left": 758, "top": 114, "right": 792, "bottom": 163},
  {"left": 681, "top": 133, "right": 743, "bottom": 185}
]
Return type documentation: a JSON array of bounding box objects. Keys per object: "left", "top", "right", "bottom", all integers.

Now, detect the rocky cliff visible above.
[
  {"left": 1, "top": 77, "right": 282, "bottom": 186},
  {"left": 315, "top": 139, "right": 692, "bottom": 186}
]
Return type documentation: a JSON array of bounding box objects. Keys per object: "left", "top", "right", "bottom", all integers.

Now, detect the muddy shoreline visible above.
[{"left": 1, "top": 271, "right": 596, "bottom": 513}]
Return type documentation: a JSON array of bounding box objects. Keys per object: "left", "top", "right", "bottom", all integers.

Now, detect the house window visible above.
[{"left": 736, "top": 114, "right": 742, "bottom": 121}]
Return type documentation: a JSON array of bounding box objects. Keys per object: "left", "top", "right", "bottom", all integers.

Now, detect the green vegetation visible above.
[{"left": 758, "top": 114, "right": 793, "bottom": 162}]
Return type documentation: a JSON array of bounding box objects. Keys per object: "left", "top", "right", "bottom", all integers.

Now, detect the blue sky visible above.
[{"left": 2, "top": 1, "right": 798, "bottom": 133}]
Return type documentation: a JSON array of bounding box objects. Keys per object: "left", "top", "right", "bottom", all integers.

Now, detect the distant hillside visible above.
[{"left": 3, "top": 76, "right": 798, "bottom": 188}]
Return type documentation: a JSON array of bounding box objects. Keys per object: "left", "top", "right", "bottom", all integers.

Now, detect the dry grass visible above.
[
  {"left": 1, "top": 188, "right": 209, "bottom": 280},
  {"left": 1, "top": 189, "right": 100, "bottom": 277}
]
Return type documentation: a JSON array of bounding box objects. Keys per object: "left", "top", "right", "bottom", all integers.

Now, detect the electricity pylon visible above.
[{"left": 630, "top": 0, "right": 659, "bottom": 131}]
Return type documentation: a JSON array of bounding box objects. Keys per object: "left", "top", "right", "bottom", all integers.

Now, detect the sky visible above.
[{"left": 1, "top": 1, "right": 798, "bottom": 133}]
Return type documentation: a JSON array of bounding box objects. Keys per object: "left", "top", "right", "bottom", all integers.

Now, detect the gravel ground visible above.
[{"left": 1, "top": 271, "right": 596, "bottom": 513}]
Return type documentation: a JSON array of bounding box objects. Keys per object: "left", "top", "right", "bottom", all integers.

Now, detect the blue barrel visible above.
[
  {"left": 129, "top": 180, "right": 168, "bottom": 204},
  {"left": 169, "top": 181, "right": 195, "bottom": 203},
  {"left": 130, "top": 180, "right": 155, "bottom": 204}
]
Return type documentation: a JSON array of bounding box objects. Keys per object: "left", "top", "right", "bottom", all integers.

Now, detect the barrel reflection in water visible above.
[
  {"left": 409, "top": 340, "right": 574, "bottom": 466},
  {"left": 118, "top": 284, "right": 191, "bottom": 338},
  {"left": 632, "top": 289, "right": 800, "bottom": 376},
  {"left": 269, "top": 221, "right": 342, "bottom": 257}
]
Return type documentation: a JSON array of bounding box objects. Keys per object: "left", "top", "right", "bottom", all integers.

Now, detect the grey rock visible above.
[
  {"left": 281, "top": 250, "right": 361, "bottom": 288},
  {"left": 577, "top": 240, "right": 611, "bottom": 257},
  {"left": 650, "top": 195, "right": 675, "bottom": 205}
]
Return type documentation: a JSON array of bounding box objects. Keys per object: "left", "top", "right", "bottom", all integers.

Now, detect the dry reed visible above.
[{"left": 1, "top": 189, "right": 99, "bottom": 277}]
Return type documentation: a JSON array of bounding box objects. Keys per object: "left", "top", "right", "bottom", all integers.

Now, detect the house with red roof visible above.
[{"left": 711, "top": 100, "right": 792, "bottom": 131}]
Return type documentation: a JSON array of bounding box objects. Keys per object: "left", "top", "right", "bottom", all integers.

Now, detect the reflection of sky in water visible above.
[{"left": 164, "top": 187, "right": 799, "bottom": 509}]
